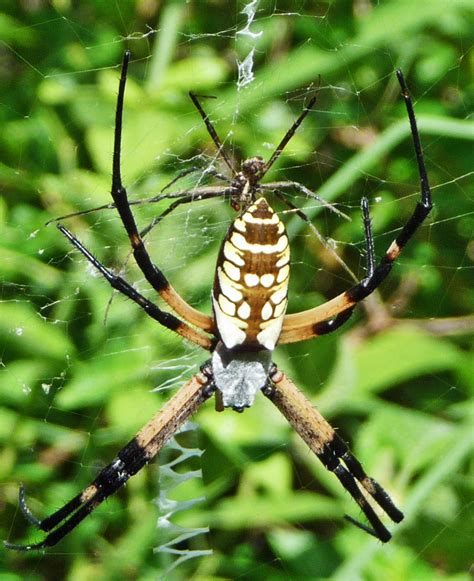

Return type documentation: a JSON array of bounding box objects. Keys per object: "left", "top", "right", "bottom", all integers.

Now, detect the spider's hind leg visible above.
[
  {"left": 15, "top": 485, "right": 42, "bottom": 529},
  {"left": 5, "top": 372, "right": 214, "bottom": 551},
  {"left": 265, "top": 367, "right": 403, "bottom": 542},
  {"left": 331, "top": 435, "right": 404, "bottom": 524}
]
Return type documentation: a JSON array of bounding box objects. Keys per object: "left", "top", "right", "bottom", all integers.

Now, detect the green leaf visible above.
[
  {"left": 355, "top": 328, "right": 462, "bottom": 394},
  {"left": 0, "top": 302, "right": 74, "bottom": 361}
]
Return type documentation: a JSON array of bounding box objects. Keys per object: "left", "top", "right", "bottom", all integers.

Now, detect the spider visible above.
[{"left": 6, "top": 51, "right": 432, "bottom": 551}]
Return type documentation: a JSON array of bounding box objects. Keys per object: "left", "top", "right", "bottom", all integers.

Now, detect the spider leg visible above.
[
  {"left": 279, "top": 70, "right": 432, "bottom": 343},
  {"left": 273, "top": 190, "right": 357, "bottom": 282},
  {"left": 15, "top": 485, "right": 42, "bottom": 528},
  {"left": 310, "top": 308, "right": 355, "bottom": 336},
  {"left": 57, "top": 223, "right": 213, "bottom": 350},
  {"left": 102, "top": 189, "right": 231, "bottom": 323},
  {"left": 103, "top": 187, "right": 234, "bottom": 323},
  {"left": 51, "top": 186, "right": 231, "bottom": 329},
  {"left": 5, "top": 369, "right": 215, "bottom": 551},
  {"left": 278, "top": 196, "right": 373, "bottom": 343},
  {"left": 189, "top": 92, "right": 236, "bottom": 175},
  {"left": 265, "top": 367, "right": 403, "bottom": 542},
  {"left": 260, "top": 181, "right": 350, "bottom": 221},
  {"left": 161, "top": 166, "right": 231, "bottom": 194},
  {"left": 139, "top": 188, "right": 232, "bottom": 240},
  {"left": 102, "top": 52, "right": 214, "bottom": 333},
  {"left": 330, "top": 435, "right": 403, "bottom": 523},
  {"left": 261, "top": 94, "right": 317, "bottom": 178},
  {"left": 46, "top": 181, "right": 233, "bottom": 225}
]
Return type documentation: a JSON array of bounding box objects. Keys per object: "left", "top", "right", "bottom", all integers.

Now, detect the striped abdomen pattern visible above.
[{"left": 212, "top": 197, "right": 290, "bottom": 350}]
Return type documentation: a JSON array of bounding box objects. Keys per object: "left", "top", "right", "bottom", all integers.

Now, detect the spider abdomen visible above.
[{"left": 212, "top": 197, "right": 290, "bottom": 350}]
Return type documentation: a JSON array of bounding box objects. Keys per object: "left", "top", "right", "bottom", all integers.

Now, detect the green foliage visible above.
[{"left": 1, "top": 1, "right": 473, "bottom": 579}]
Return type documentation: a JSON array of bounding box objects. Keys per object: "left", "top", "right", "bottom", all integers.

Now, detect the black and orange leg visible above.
[
  {"left": 58, "top": 224, "right": 213, "bottom": 349},
  {"left": 280, "top": 69, "right": 432, "bottom": 343},
  {"left": 5, "top": 370, "right": 215, "bottom": 551},
  {"left": 108, "top": 51, "right": 214, "bottom": 332},
  {"left": 264, "top": 367, "right": 403, "bottom": 542}
]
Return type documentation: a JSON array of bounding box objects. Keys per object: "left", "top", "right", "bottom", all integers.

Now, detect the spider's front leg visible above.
[
  {"left": 264, "top": 365, "right": 403, "bottom": 542},
  {"left": 279, "top": 69, "right": 433, "bottom": 344},
  {"left": 105, "top": 51, "right": 216, "bottom": 334}
]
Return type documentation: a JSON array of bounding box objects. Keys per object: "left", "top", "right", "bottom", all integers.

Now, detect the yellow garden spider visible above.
[{"left": 6, "top": 51, "right": 432, "bottom": 551}]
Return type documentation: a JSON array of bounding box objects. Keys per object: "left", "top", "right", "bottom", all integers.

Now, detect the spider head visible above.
[
  {"left": 241, "top": 156, "right": 265, "bottom": 184},
  {"left": 229, "top": 156, "right": 266, "bottom": 210}
]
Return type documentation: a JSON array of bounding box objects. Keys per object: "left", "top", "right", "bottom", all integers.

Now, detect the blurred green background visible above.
[{"left": 1, "top": 1, "right": 473, "bottom": 579}]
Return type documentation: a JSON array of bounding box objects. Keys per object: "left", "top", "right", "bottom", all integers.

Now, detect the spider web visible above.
[{"left": 1, "top": 1, "right": 473, "bottom": 579}]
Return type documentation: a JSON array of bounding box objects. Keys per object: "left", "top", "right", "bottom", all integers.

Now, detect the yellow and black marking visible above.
[{"left": 212, "top": 197, "right": 290, "bottom": 350}]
